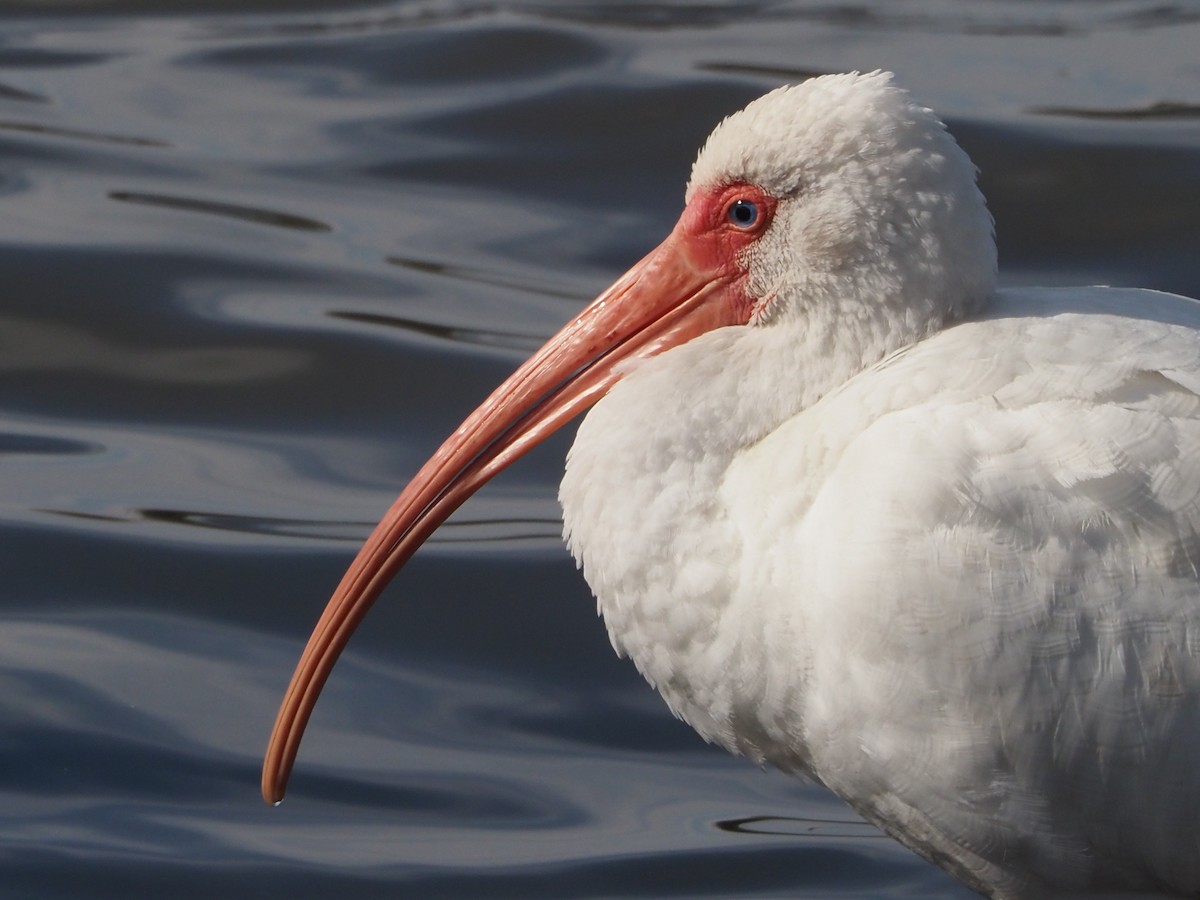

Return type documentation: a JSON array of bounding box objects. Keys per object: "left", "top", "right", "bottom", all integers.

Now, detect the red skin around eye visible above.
[
  {"left": 678, "top": 182, "right": 777, "bottom": 323},
  {"left": 681, "top": 182, "right": 776, "bottom": 262}
]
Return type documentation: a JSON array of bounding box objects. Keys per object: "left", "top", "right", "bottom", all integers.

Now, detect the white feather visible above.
[{"left": 561, "top": 72, "right": 1200, "bottom": 898}]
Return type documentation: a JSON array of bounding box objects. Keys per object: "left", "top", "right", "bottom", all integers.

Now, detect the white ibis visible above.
[{"left": 264, "top": 72, "right": 1200, "bottom": 898}]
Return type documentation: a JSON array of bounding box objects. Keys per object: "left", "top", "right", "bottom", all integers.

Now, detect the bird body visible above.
[
  {"left": 564, "top": 285, "right": 1200, "bottom": 896},
  {"left": 264, "top": 73, "right": 1200, "bottom": 898}
]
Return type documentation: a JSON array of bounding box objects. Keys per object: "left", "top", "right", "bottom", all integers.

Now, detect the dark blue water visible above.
[{"left": 1, "top": 2, "right": 1197, "bottom": 897}]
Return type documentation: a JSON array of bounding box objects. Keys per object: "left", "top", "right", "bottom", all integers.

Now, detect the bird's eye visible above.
[{"left": 727, "top": 199, "right": 759, "bottom": 229}]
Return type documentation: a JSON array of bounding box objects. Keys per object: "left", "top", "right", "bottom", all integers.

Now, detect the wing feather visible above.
[{"left": 727, "top": 288, "right": 1200, "bottom": 893}]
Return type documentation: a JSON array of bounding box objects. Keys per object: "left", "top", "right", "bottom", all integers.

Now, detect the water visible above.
[{"left": 1, "top": 2, "right": 1197, "bottom": 897}]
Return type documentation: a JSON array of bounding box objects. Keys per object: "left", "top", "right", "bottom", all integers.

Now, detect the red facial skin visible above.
[
  {"left": 261, "top": 181, "right": 777, "bottom": 804},
  {"left": 682, "top": 182, "right": 777, "bottom": 322}
]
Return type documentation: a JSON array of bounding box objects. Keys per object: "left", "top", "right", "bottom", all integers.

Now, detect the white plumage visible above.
[
  {"left": 565, "top": 283, "right": 1200, "bottom": 896},
  {"left": 266, "top": 72, "right": 1200, "bottom": 898}
]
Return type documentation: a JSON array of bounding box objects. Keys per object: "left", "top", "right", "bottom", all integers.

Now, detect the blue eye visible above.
[{"left": 728, "top": 199, "right": 758, "bottom": 228}]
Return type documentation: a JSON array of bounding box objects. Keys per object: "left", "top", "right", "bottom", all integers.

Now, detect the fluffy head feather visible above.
[{"left": 689, "top": 71, "right": 996, "bottom": 351}]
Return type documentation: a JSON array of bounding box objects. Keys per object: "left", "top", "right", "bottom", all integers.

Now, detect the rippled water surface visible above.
[{"left": 2, "top": 2, "right": 1198, "bottom": 897}]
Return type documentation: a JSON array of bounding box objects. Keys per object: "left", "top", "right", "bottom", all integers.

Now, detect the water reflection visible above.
[
  {"left": 109, "top": 190, "right": 332, "bottom": 231},
  {"left": 1033, "top": 101, "right": 1200, "bottom": 120},
  {"left": 332, "top": 309, "right": 542, "bottom": 353},
  {"left": 1, "top": 610, "right": 962, "bottom": 896},
  {"left": 0, "top": 119, "right": 169, "bottom": 147}
]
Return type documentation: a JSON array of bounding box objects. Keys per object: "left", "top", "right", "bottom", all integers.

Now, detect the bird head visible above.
[{"left": 686, "top": 71, "right": 995, "bottom": 344}]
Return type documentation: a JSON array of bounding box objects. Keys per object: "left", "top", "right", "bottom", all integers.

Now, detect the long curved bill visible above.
[{"left": 262, "top": 215, "right": 747, "bottom": 804}]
